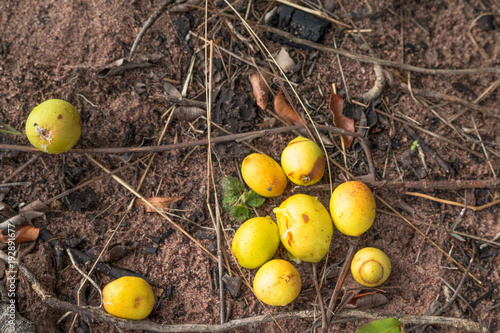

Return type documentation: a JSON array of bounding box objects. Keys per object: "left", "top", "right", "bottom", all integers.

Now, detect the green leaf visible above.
[
  {"left": 222, "top": 195, "right": 238, "bottom": 212},
  {"left": 450, "top": 232, "right": 466, "bottom": 242},
  {"left": 221, "top": 176, "right": 244, "bottom": 197},
  {"left": 243, "top": 190, "right": 266, "bottom": 208},
  {"left": 356, "top": 318, "right": 402, "bottom": 333},
  {"left": 0, "top": 122, "right": 21, "bottom": 136},
  {"left": 231, "top": 204, "right": 249, "bottom": 221},
  {"left": 410, "top": 140, "right": 419, "bottom": 151}
]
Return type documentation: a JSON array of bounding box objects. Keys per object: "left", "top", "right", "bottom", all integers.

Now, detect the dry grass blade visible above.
[{"left": 377, "top": 195, "right": 482, "bottom": 285}]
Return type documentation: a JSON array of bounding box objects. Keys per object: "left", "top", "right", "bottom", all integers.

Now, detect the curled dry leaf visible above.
[
  {"left": 329, "top": 92, "right": 355, "bottom": 148},
  {"left": 173, "top": 107, "right": 206, "bottom": 122},
  {"left": 249, "top": 72, "right": 271, "bottom": 110},
  {"left": 98, "top": 56, "right": 160, "bottom": 78},
  {"left": 106, "top": 242, "right": 138, "bottom": 262},
  {"left": 137, "top": 197, "right": 182, "bottom": 212},
  {"left": 20, "top": 199, "right": 50, "bottom": 213},
  {"left": 274, "top": 90, "right": 305, "bottom": 125},
  {"left": 0, "top": 223, "right": 40, "bottom": 244},
  {"left": 164, "top": 82, "right": 182, "bottom": 99},
  {"left": 348, "top": 292, "right": 388, "bottom": 310}
]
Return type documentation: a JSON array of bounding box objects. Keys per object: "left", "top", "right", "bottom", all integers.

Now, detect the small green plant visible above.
[
  {"left": 221, "top": 176, "right": 266, "bottom": 221},
  {"left": 410, "top": 140, "right": 419, "bottom": 151}
]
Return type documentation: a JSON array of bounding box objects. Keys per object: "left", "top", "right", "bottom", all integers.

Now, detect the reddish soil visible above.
[{"left": 1, "top": 1, "right": 499, "bottom": 332}]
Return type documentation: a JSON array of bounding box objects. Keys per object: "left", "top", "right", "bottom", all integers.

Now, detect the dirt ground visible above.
[{"left": 1, "top": 0, "right": 500, "bottom": 332}]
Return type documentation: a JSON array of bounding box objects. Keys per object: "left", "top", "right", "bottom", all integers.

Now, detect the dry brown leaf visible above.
[
  {"left": 0, "top": 224, "right": 40, "bottom": 244},
  {"left": 329, "top": 92, "right": 355, "bottom": 148},
  {"left": 173, "top": 107, "right": 206, "bottom": 122},
  {"left": 274, "top": 90, "right": 304, "bottom": 125},
  {"left": 137, "top": 197, "right": 182, "bottom": 212},
  {"left": 348, "top": 292, "right": 388, "bottom": 310},
  {"left": 20, "top": 199, "right": 50, "bottom": 213},
  {"left": 249, "top": 73, "right": 270, "bottom": 110}
]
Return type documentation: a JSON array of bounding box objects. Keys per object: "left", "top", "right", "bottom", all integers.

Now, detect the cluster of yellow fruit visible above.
[{"left": 233, "top": 136, "right": 391, "bottom": 306}]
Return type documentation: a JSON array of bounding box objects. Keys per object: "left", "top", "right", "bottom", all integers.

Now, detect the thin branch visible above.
[
  {"left": 66, "top": 249, "right": 103, "bottom": 308},
  {"left": 405, "top": 192, "right": 500, "bottom": 212},
  {"left": 0, "top": 251, "right": 488, "bottom": 333},
  {"left": 312, "top": 263, "right": 327, "bottom": 332},
  {"left": 0, "top": 124, "right": 361, "bottom": 154},
  {"left": 258, "top": 25, "right": 500, "bottom": 76},
  {"left": 129, "top": 0, "right": 177, "bottom": 59}
]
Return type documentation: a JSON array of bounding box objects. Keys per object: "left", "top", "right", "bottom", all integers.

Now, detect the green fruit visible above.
[
  {"left": 25, "top": 99, "right": 81, "bottom": 154},
  {"left": 351, "top": 247, "right": 391, "bottom": 287},
  {"left": 330, "top": 181, "right": 376, "bottom": 237},
  {"left": 281, "top": 136, "right": 325, "bottom": 185},
  {"left": 253, "top": 259, "right": 301, "bottom": 306},
  {"left": 232, "top": 216, "right": 280, "bottom": 269},
  {"left": 273, "top": 194, "right": 333, "bottom": 262}
]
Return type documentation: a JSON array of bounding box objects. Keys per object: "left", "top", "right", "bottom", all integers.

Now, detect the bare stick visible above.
[
  {"left": 66, "top": 249, "right": 103, "bottom": 308},
  {"left": 399, "top": 84, "right": 499, "bottom": 119},
  {"left": 326, "top": 240, "right": 357, "bottom": 326},
  {"left": 1, "top": 251, "right": 487, "bottom": 333},
  {"left": 129, "top": 0, "right": 177, "bottom": 59},
  {"left": 404, "top": 125, "right": 453, "bottom": 175},
  {"left": 258, "top": 25, "right": 500, "bottom": 76},
  {"left": 405, "top": 192, "right": 500, "bottom": 212},
  {"left": 377, "top": 195, "right": 482, "bottom": 285},
  {"left": 1, "top": 153, "right": 41, "bottom": 183},
  {"left": 0, "top": 124, "right": 361, "bottom": 154},
  {"left": 312, "top": 263, "right": 327, "bottom": 332},
  {"left": 0, "top": 182, "right": 32, "bottom": 188}
]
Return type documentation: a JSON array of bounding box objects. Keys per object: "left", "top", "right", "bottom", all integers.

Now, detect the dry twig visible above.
[{"left": 0, "top": 250, "right": 488, "bottom": 333}]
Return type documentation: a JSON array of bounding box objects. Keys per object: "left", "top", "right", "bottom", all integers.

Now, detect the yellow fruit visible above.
[
  {"left": 103, "top": 276, "right": 155, "bottom": 320},
  {"left": 253, "top": 259, "right": 301, "bottom": 306},
  {"left": 273, "top": 194, "right": 333, "bottom": 262},
  {"left": 330, "top": 181, "right": 376, "bottom": 237},
  {"left": 351, "top": 247, "right": 391, "bottom": 287},
  {"left": 281, "top": 136, "right": 325, "bottom": 185},
  {"left": 241, "top": 153, "right": 287, "bottom": 197},
  {"left": 25, "top": 99, "right": 81, "bottom": 154},
  {"left": 232, "top": 216, "right": 280, "bottom": 269}
]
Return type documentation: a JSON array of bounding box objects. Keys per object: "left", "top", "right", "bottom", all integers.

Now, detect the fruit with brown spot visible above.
[
  {"left": 25, "top": 99, "right": 81, "bottom": 154},
  {"left": 253, "top": 259, "right": 301, "bottom": 306},
  {"left": 281, "top": 136, "right": 325, "bottom": 186},
  {"left": 273, "top": 194, "right": 333, "bottom": 262},
  {"left": 103, "top": 276, "right": 155, "bottom": 320}
]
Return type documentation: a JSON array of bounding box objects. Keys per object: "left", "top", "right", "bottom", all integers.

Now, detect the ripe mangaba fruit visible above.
[
  {"left": 351, "top": 247, "right": 391, "bottom": 287},
  {"left": 103, "top": 276, "right": 155, "bottom": 320},
  {"left": 232, "top": 216, "right": 280, "bottom": 269},
  {"left": 273, "top": 194, "right": 333, "bottom": 262},
  {"left": 330, "top": 181, "right": 376, "bottom": 237},
  {"left": 253, "top": 259, "right": 301, "bottom": 306},
  {"left": 25, "top": 99, "right": 81, "bottom": 154},
  {"left": 281, "top": 136, "right": 325, "bottom": 186},
  {"left": 241, "top": 153, "right": 287, "bottom": 197}
]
